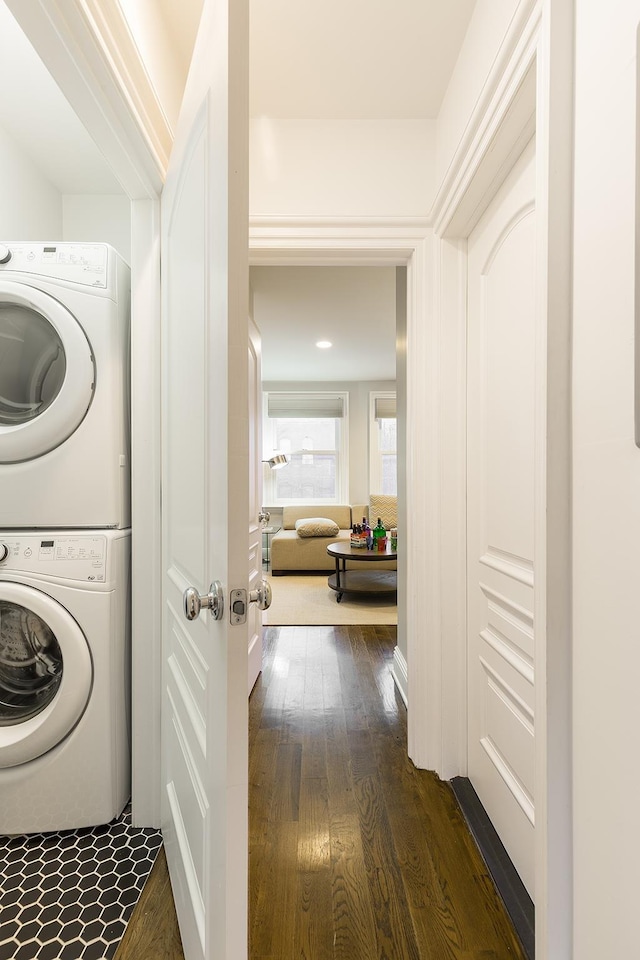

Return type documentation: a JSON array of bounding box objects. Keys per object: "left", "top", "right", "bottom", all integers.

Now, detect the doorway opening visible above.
[{"left": 250, "top": 263, "right": 401, "bottom": 634}]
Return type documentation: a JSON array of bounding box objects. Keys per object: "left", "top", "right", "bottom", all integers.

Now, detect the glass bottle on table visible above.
[{"left": 362, "top": 516, "right": 371, "bottom": 548}]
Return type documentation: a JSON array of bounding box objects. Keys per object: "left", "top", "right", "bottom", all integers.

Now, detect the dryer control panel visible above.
[
  {"left": 0, "top": 534, "right": 106, "bottom": 581},
  {"left": 0, "top": 242, "right": 108, "bottom": 288}
]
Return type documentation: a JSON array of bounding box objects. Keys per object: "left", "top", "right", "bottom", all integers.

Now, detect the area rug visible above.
[{"left": 263, "top": 572, "right": 397, "bottom": 626}]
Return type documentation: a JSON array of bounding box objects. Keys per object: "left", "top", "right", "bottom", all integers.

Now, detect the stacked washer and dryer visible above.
[{"left": 0, "top": 242, "right": 132, "bottom": 834}]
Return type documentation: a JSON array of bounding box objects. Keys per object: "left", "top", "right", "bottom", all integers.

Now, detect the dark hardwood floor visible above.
[
  {"left": 249, "top": 624, "right": 527, "bottom": 959},
  {"left": 113, "top": 846, "right": 185, "bottom": 960},
  {"left": 120, "top": 624, "right": 527, "bottom": 959}
]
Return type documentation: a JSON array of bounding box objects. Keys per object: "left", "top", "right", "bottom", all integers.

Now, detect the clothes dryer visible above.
[
  {"left": 0, "top": 529, "right": 130, "bottom": 834},
  {"left": 0, "top": 242, "right": 130, "bottom": 528}
]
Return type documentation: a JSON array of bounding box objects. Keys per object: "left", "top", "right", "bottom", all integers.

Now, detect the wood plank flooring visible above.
[
  {"left": 249, "top": 624, "right": 527, "bottom": 959},
  {"left": 113, "top": 847, "right": 184, "bottom": 960},
  {"left": 120, "top": 624, "right": 527, "bottom": 959}
]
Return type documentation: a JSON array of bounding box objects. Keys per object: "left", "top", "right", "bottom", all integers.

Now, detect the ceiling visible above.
[
  {"left": 0, "top": 0, "right": 476, "bottom": 380},
  {"left": 252, "top": 265, "right": 398, "bottom": 382},
  {"left": 153, "top": 0, "right": 476, "bottom": 120},
  {"left": 249, "top": 0, "right": 475, "bottom": 120}
]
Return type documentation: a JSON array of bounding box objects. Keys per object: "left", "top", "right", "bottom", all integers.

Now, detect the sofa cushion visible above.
[
  {"left": 270, "top": 528, "right": 350, "bottom": 573},
  {"left": 369, "top": 494, "right": 397, "bottom": 529},
  {"left": 295, "top": 517, "right": 340, "bottom": 538},
  {"left": 282, "top": 504, "right": 352, "bottom": 530}
]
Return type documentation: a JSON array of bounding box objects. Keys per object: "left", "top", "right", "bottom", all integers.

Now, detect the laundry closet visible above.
[{"left": 0, "top": 3, "right": 141, "bottom": 832}]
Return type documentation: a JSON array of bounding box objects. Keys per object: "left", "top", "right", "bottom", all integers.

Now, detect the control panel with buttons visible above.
[
  {"left": 0, "top": 535, "right": 107, "bottom": 581},
  {"left": 0, "top": 242, "right": 109, "bottom": 288}
]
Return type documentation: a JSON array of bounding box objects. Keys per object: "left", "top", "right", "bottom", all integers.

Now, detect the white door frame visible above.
[
  {"left": 430, "top": 1, "right": 573, "bottom": 957},
  {"left": 249, "top": 221, "right": 437, "bottom": 771}
]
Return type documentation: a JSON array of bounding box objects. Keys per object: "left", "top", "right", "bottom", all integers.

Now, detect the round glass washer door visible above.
[
  {"left": 0, "top": 281, "right": 95, "bottom": 463},
  {"left": 0, "top": 582, "right": 92, "bottom": 768}
]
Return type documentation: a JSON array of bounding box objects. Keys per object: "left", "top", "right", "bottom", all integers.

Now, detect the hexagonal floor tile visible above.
[{"left": 0, "top": 804, "right": 161, "bottom": 960}]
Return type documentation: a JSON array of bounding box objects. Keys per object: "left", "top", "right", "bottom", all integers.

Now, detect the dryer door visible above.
[
  {"left": 0, "top": 281, "right": 95, "bottom": 463},
  {"left": 0, "top": 582, "right": 92, "bottom": 767}
]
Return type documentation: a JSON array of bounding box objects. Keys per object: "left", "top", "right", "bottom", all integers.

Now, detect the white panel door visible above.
[
  {"left": 160, "top": 0, "right": 249, "bottom": 958},
  {"left": 247, "top": 316, "right": 263, "bottom": 693},
  {"left": 467, "top": 136, "right": 537, "bottom": 898}
]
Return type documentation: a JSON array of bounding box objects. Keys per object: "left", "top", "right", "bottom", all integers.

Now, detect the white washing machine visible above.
[
  {"left": 0, "top": 241, "right": 130, "bottom": 529},
  {"left": 0, "top": 529, "right": 131, "bottom": 834}
]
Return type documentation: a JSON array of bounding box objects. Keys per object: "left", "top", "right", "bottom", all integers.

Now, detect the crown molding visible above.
[
  {"left": 431, "top": 0, "right": 540, "bottom": 238},
  {"left": 78, "top": 0, "right": 173, "bottom": 172},
  {"left": 249, "top": 217, "right": 433, "bottom": 264}
]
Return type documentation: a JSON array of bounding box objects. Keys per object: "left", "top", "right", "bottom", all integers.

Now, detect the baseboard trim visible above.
[
  {"left": 450, "top": 776, "right": 534, "bottom": 960},
  {"left": 391, "top": 645, "right": 408, "bottom": 707}
]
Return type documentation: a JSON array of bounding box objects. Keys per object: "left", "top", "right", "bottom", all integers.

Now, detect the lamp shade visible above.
[{"left": 262, "top": 454, "right": 290, "bottom": 470}]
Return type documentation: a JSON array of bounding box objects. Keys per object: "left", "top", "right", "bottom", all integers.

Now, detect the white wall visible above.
[
  {"left": 250, "top": 119, "right": 436, "bottom": 217},
  {"left": 261, "top": 379, "right": 396, "bottom": 510},
  {"left": 63, "top": 195, "right": 132, "bottom": 264},
  {"left": 434, "top": 0, "right": 521, "bottom": 189},
  {"left": 0, "top": 125, "right": 61, "bottom": 238},
  {"left": 572, "top": 1, "right": 640, "bottom": 956}
]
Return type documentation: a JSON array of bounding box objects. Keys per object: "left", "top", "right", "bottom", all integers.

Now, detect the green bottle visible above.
[{"left": 373, "top": 517, "right": 385, "bottom": 540}]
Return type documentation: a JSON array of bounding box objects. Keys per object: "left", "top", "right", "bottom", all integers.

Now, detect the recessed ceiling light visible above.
[{"left": 316, "top": 340, "right": 332, "bottom": 349}]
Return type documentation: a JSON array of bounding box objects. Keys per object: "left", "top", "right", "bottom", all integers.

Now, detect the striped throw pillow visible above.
[{"left": 369, "top": 495, "right": 397, "bottom": 530}]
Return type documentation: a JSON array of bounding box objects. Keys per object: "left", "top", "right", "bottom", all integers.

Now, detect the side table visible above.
[{"left": 262, "top": 525, "right": 280, "bottom": 570}]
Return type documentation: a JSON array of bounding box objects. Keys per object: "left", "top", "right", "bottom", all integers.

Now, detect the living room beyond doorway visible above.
[{"left": 250, "top": 263, "right": 403, "bottom": 631}]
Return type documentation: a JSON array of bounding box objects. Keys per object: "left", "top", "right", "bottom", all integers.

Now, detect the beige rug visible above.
[{"left": 263, "top": 572, "right": 397, "bottom": 626}]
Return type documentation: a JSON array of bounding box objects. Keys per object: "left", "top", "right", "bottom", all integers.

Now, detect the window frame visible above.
[
  {"left": 262, "top": 391, "right": 349, "bottom": 505},
  {"left": 369, "top": 390, "right": 397, "bottom": 496}
]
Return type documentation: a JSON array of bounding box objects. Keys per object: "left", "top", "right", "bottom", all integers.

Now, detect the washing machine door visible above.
[
  {"left": 0, "top": 281, "right": 95, "bottom": 463},
  {"left": 0, "top": 582, "right": 92, "bottom": 767}
]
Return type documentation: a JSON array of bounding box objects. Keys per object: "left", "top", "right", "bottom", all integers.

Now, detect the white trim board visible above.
[{"left": 392, "top": 646, "right": 408, "bottom": 708}]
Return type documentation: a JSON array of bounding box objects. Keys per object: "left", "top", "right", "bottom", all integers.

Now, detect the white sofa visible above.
[{"left": 270, "top": 501, "right": 397, "bottom": 575}]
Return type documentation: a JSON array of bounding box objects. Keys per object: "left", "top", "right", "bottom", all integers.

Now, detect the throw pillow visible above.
[
  {"left": 369, "top": 494, "right": 397, "bottom": 530},
  {"left": 295, "top": 517, "right": 340, "bottom": 538}
]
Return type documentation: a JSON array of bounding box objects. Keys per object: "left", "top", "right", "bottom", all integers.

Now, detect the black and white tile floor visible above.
[{"left": 0, "top": 805, "right": 162, "bottom": 960}]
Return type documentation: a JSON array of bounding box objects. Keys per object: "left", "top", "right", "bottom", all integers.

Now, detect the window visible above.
[
  {"left": 263, "top": 392, "right": 348, "bottom": 504},
  {"left": 370, "top": 392, "right": 397, "bottom": 495}
]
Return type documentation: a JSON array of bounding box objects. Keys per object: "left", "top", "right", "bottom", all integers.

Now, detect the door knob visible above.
[
  {"left": 183, "top": 580, "right": 224, "bottom": 621},
  {"left": 229, "top": 580, "right": 272, "bottom": 623},
  {"left": 249, "top": 579, "right": 272, "bottom": 610}
]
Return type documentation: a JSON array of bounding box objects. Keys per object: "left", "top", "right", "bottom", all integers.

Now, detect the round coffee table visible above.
[{"left": 326, "top": 541, "right": 397, "bottom": 603}]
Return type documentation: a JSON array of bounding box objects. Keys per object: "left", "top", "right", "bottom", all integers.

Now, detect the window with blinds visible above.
[
  {"left": 370, "top": 391, "right": 397, "bottom": 495},
  {"left": 263, "top": 392, "right": 349, "bottom": 503}
]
